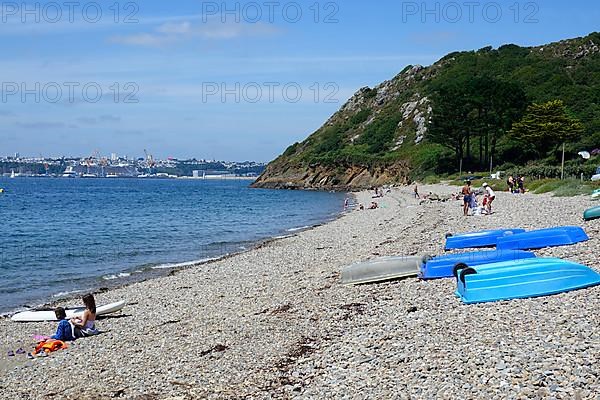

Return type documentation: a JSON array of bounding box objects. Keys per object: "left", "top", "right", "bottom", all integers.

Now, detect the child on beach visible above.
[
  {"left": 51, "top": 307, "right": 76, "bottom": 342},
  {"left": 70, "top": 294, "right": 98, "bottom": 337}
]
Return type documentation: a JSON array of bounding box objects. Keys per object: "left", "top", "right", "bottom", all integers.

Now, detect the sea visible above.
[{"left": 0, "top": 178, "right": 346, "bottom": 313}]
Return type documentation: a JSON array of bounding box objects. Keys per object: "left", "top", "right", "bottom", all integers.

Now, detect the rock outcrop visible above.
[
  {"left": 252, "top": 161, "right": 410, "bottom": 191},
  {"left": 252, "top": 32, "right": 600, "bottom": 191}
]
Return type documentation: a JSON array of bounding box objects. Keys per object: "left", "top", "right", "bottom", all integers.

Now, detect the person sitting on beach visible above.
[
  {"left": 358, "top": 203, "right": 364, "bottom": 211},
  {"left": 51, "top": 307, "right": 76, "bottom": 342},
  {"left": 461, "top": 181, "right": 472, "bottom": 216},
  {"left": 482, "top": 183, "right": 496, "bottom": 214},
  {"left": 70, "top": 294, "right": 98, "bottom": 337},
  {"left": 368, "top": 201, "right": 379, "bottom": 210}
]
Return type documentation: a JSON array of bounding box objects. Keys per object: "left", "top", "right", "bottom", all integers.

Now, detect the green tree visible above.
[
  {"left": 428, "top": 82, "right": 473, "bottom": 167},
  {"left": 428, "top": 77, "right": 527, "bottom": 171},
  {"left": 509, "top": 100, "right": 585, "bottom": 157}
]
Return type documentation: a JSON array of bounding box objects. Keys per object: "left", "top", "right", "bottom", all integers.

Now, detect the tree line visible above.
[{"left": 427, "top": 76, "right": 586, "bottom": 173}]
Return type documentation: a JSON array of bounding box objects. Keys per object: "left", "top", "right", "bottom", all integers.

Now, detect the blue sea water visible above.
[{"left": 0, "top": 178, "right": 345, "bottom": 313}]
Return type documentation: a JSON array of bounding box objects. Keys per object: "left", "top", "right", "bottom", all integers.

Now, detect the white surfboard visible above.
[{"left": 11, "top": 301, "right": 126, "bottom": 322}]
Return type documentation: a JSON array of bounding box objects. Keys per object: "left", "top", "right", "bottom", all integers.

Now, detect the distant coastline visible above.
[{"left": 0, "top": 174, "right": 257, "bottom": 181}]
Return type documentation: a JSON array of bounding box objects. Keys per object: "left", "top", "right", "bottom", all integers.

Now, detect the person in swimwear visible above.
[{"left": 461, "top": 180, "right": 472, "bottom": 216}]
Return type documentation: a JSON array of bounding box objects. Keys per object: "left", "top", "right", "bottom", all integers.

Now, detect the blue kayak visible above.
[
  {"left": 457, "top": 258, "right": 600, "bottom": 304},
  {"left": 419, "top": 250, "right": 536, "bottom": 279},
  {"left": 444, "top": 229, "right": 526, "bottom": 250},
  {"left": 496, "top": 226, "right": 588, "bottom": 250}
]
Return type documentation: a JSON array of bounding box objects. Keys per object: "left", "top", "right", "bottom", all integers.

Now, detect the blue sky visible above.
[{"left": 0, "top": 0, "right": 598, "bottom": 161}]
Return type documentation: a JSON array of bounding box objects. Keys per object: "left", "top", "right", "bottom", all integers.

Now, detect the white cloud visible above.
[
  {"left": 109, "top": 32, "right": 174, "bottom": 47},
  {"left": 157, "top": 21, "right": 193, "bottom": 35},
  {"left": 109, "top": 19, "right": 279, "bottom": 47}
]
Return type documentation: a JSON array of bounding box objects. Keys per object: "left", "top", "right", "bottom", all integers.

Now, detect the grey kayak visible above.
[{"left": 341, "top": 256, "right": 424, "bottom": 285}]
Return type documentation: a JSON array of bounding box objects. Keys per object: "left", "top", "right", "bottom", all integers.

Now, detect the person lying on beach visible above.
[
  {"left": 368, "top": 201, "right": 379, "bottom": 210},
  {"left": 70, "top": 294, "right": 99, "bottom": 337},
  {"left": 51, "top": 307, "right": 76, "bottom": 342}
]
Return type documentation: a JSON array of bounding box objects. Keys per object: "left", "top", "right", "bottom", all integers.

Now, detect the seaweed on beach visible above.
[
  {"left": 199, "top": 344, "right": 229, "bottom": 357},
  {"left": 268, "top": 336, "right": 319, "bottom": 391},
  {"left": 339, "top": 302, "right": 367, "bottom": 320}
]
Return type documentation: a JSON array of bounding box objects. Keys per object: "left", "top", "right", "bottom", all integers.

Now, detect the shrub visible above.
[{"left": 350, "top": 109, "right": 371, "bottom": 126}]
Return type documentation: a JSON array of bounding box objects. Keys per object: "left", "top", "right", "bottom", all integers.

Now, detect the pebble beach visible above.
[{"left": 1, "top": 184, "right": 599, "bottom": 399}]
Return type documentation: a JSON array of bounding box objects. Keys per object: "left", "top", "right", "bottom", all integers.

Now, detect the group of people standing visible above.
[
  {"left": 461, "top": 180, "right": 496, "bottom": 216},
  {"left": 507, "top": 175, "right": 526, "bottom": 194}
]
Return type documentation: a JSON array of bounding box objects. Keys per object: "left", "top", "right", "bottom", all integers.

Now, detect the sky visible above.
[{"left": 0, "top": 0, "right": 598, "bottom": 162}]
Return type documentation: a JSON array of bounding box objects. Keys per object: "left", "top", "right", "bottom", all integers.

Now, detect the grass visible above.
[
  {"left": 422, "top": 175, "right": 442, "bottom": 184},
  {"left": 436, "top": 176, "right": 600, "bottom": 197}
]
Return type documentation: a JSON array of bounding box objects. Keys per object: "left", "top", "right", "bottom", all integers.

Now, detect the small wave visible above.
[
  {"left": 52, "top": 289, "right": 85, "bottom": 298},
  {"left": 287, "top": 225, "right": 311, "bottom": 232},
  {"left": 150, "top": 256, "right": 223, "bottom": 270},
  {"left": 103, "top": 272, "right": 133, "bottom": 280},
  {"left": 272, "top": 234, "right": 294, "bottom": 240}
]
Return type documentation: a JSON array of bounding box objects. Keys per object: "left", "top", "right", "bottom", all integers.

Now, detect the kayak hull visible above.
[
  {"left": 457, "top": 258, "right": 600, "bottom": 304},
  {"left": 11, "top": 301, "right": 126, "bottom": 322},
  {"left": 583, "top": 206, "right": 600, "bottom": 221},
  {"left": 444, "top": 229, "right": 526, "bottom": 250},
  {"left": 341, "top": 256, "right": 423, "bottom": 285},
  {"left": 496, "top": 226, "right": 588, "bottom": 250},
  {"left": 419, "top": 250, "right": 536, "bottom": 279}
]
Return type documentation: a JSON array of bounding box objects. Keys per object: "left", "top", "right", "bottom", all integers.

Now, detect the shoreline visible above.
[
  {"left": 1, "top": 185, "right": 598, "bottom": 399},
  {"left": 1, "top": 204, "right": 348, "bottom": 318}
]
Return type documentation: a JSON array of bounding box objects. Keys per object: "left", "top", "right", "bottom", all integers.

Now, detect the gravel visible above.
[{"left": 0, "top": 184, "right": 598, "bottom": 399}]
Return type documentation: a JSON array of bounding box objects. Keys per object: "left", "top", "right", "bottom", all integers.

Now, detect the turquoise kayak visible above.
[
  {"left": 583, "top": 206, "right": 600, "bottom": 221},
  {"left": 496, "top": 226, "right": 588, "bottom": 250},
  {"left": 457, "top": 258, "right": 600, "bottom": 304}
]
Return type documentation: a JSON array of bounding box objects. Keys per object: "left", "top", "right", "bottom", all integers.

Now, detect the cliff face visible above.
[
  {"left": 252, "top": 161, "right": 411, "bottom": 190},
  {"left": 252, "top": 65, "right": 437, "bottom": 190},
  {"left": 252, "top": 32, "right": 600, "bottom": 190}
]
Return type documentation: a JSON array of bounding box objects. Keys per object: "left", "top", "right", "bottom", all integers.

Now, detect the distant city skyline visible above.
[
  {"left": 2, "top": 152, "right": 264, "bottom": 163},
  {"left": 0, "top": 0, "right": 599, "bottom": 162}
]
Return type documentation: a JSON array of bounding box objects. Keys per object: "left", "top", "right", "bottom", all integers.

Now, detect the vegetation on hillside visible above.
[{"left": 260, "top": 32, "right": 600, "bottom": 185}]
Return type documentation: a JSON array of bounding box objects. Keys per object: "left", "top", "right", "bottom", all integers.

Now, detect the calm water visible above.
[{"left": 0, "top": 178, "right": 345, "bottom": 313}]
